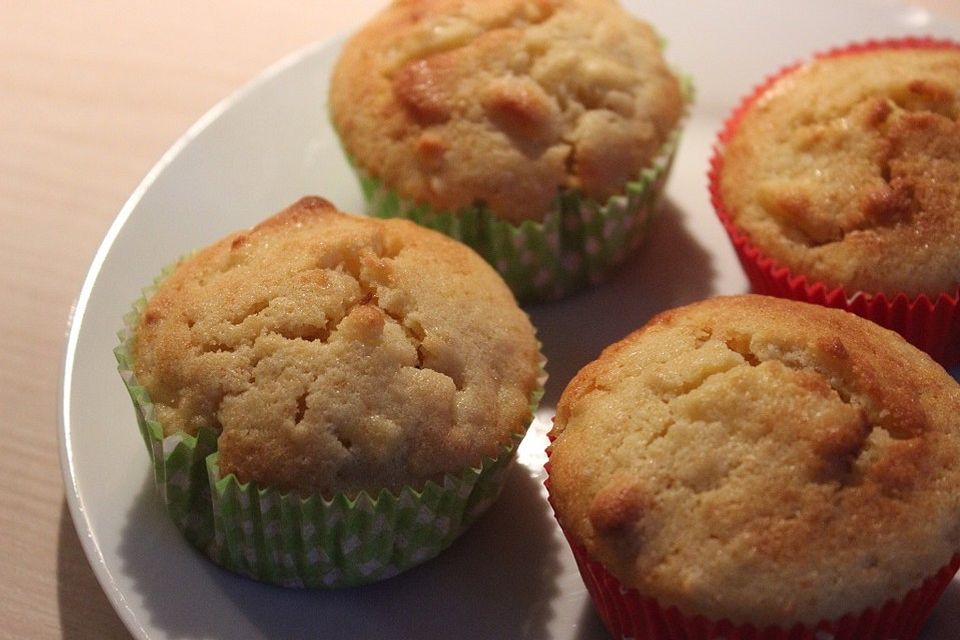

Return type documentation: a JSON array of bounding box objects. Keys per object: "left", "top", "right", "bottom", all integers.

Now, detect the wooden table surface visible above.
[{"left": 2, "top": 1, "right": 958, "bottom": 638}]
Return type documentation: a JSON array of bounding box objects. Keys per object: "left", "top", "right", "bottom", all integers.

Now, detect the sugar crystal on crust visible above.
[{"left": 721, "top": 48, "right": 960, "bottom": 295}]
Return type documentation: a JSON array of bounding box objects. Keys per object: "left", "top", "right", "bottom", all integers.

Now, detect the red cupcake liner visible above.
[
  {"left": 563, "top": 534, "right": 959, "bottom": 640},
  {"left": 708, "top": 37, "right": 960, "bottom": 369},
  {"left": 543, "top": 459, "right": 960, "bottom": 640}
]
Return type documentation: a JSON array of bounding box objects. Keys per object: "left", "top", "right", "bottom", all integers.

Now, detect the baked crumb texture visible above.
[
  {"left": 133, "top": 197, "right": 540, "bottom": 497},
  {"left": 549, "top": 294, "right": 960, "bottom": 626},
  {"left": 330, "top": 0, "right": 683, "bottom": 223},
  {"left": 720, "top": 44, "right": 960, "bottom": 296}
]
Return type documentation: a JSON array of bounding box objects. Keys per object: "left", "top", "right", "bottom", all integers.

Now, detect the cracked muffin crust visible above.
[
  {"left": 132, "top": 196, "right": 541, "bottom": 497},
  {"left": 329, "top": 0, "right": 683, "bottom": 224},
  {"left": 718, "top": 45, "right": 960, "bottom": 296},
  {"left": 548, "top": 294, "right": 960, "bottom": 626}
]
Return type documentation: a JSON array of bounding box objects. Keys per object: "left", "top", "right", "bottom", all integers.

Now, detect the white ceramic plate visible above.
[{"left": 61, "top": 2, "right": 960, "bottom": 638}]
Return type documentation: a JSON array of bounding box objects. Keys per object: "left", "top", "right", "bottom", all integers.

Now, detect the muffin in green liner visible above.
[
  {"left": 356, "top": 122, "right": 683, "bottom": 302},
  {"left": 115, "top": 197, "right": 544, "bottom": 587},
  {"left": 330, "top": 0, "right": 691, "bottom": 302}
]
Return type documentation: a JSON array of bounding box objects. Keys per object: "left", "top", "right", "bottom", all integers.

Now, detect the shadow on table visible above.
[
  {"left": 117, "top": 463, "right": 562, "bottom": 639},
  {"left": 57, "top": 500, "right": 131, "bottom": 639}
]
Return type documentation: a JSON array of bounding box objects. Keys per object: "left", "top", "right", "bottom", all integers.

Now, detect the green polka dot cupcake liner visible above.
[
  {"left": 351, "top": 82, "right": 692, "bottom": 303},
  {"left": 115, "top": 269, "right": 544, "bottom": 588}
]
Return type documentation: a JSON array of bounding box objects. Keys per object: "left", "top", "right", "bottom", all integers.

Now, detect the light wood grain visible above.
[
  {"left": 0, "top": 3, "right": 386, "bottom": 639},
  {"left": 1, "top": 2, "right": 958, "bottom": 639}
]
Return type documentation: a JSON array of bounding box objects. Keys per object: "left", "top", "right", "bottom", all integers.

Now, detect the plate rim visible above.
[
  {"left": 56, "top": 37, "right": 338, "bottom": 639},
  {"left": 55, "top": 3, "right": 960, "bottom": 638}
]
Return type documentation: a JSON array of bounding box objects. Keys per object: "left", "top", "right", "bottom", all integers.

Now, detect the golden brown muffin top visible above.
[
  {"left": 720, "top": 46, "right": 960, "bottom": 296},
  {"left": 133, "top": 197, "right": 540, "bottom": 496},
  {"left": 549, "top": 294, "right": 960, "bottom": 626},
  {"left": 330, "top": 0, "right": 683, "bottom": 223}
]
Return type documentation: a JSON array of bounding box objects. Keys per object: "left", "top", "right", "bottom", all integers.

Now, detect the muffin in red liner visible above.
[
  {"left": 546, "top": 295, "right": 960, "bottom": 639},
  {"left": 708, "top": 37, "right": 960, "bottom": 367}
]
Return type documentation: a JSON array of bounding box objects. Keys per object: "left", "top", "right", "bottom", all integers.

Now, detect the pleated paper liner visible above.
[
  {"left": 708, "top": 37, "right": 960, "bottom": 368},
  {"left": 563, "top": 535, "right": 960, "bottom": 640},
  {"left": 709, "top": 205, "right": 960, "bottom": 367},
  {"left": 116, "top": 267, "right": 545, "bottom": 588},
  {"left": 352, "top": 80, "right": 693, "bottom": 304}
]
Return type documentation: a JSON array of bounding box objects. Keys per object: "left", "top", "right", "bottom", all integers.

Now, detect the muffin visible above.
[
  {"left": 710, "top": 37, "right": 960, "bottom": 366},
  {"left": 547, "top": 294, "right": 960, "bottom": 639},
  {"left": 330, "top": 0, "right": 689, "bottom": 302},
  {"left": 116, "top": 196, "right": 543, "bottom": 587}
]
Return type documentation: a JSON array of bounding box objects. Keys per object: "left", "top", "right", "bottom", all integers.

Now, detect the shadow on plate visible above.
[
  {"left": 922, "top": 576, "right": 960, "bottom": 638},
  {"left": 119, "top": 463, "right": 562, "bottom": 639},
  {"left": 57, "top": 500, "right": 131, "bottom": 639},
  {"left": 574, "top": 597, "right": 609, "bottom": 640},
  {"left": 528, "top": 198, "right": 716, "bottom": 409}
]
